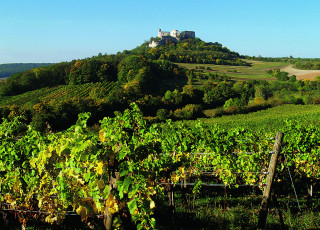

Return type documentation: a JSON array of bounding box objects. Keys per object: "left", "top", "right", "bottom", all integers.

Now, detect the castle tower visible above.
[
  {"left": 158, "top": 28, "right": 170, "bottom": 38},
  {"left": 171, "top": 29, "right": 180, "bottom": 38}
]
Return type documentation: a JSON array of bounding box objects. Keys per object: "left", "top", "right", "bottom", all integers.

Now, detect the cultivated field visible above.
[
  {"left": 280, "top": 64, "right": 320, "bottom": 80},
  {"left": 177, "top": 60, "right": 289, "bottom": 81}
]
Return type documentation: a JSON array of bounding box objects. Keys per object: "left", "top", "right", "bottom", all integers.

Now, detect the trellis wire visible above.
[
  {"left": 282, "top": 149, "right": 302, "bottom": 212},
  {"left": 198, "top": 171, "right": 270, "bottom": 175},
  {"left": 0, "top": 205, "right": 104, "bottom": 218},
  {"left": 192, "top": 151, "right": 276, "bottom": 155},
  {"left": 0, "top": 193, "right": 107, "bottom": 201},
  {"left": 160, "top": 182, "right": 265, "bottom": 187},
  {"left": 2, "top": 139, "right": 276, "bottom": 220}
]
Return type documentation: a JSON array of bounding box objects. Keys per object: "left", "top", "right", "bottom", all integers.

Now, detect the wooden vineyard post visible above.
[
  {"left": 257, "top": 132, "right": 284, "bottom": 230},
  {"left": 104, "top": 172, "right": 120, "bottom": 230},
  {"left": 167, "top": 184, "right": 175, "bottom": 214},
  {"left": 307, "top": 183, "right": 313, "bottom": 208}
]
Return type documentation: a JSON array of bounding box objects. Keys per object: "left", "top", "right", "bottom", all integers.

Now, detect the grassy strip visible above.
[
  {"left": 177, "top": 60, "right": 289, "bottom": 81},
  {"left": 156, "top": 194, "right": 320, "bottom": 229},
  {"left": 177, "top": 104, "right": 320, "bottom": 132}
]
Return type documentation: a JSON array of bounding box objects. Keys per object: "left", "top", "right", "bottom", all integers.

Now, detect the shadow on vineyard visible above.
[
  {"left": 154, "top": 195, "right": 320, "bottom": 230},
  {"left": 1, "top": 213, "right": 106, "bottom": 230}
]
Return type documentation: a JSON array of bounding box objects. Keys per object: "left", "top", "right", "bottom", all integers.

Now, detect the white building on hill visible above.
[{"left": 149, "top": 29, "right": 195, "bottom": 48}]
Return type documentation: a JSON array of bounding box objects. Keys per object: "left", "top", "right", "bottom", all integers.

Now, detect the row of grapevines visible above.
[
  {"left": 0, "top": 82, "right": 119, "bottom": 110},
  {"left": 0, "top": 105, "right": 162, "bottom": 229},
  {"left": 0, "top": 86, "right": 66, "bottom": 108},
  {"left": 0, "top": 104, "right": 319, "bottom": 229}
]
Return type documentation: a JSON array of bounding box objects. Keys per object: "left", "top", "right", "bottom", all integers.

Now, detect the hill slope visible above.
[
  {"left": 0, "top": 37, "right": 319, "bottom": 132},
  {"left": 0, "top": 63, "right": 54, "bottom": 78},
  {"left": 131, "top": 38, "right": 249, "bottom": 66}
]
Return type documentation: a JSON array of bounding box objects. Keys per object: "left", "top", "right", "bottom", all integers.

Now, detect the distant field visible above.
[
  {"left": 177, "top": 104, "right": 320, "bottom": 132},
  {"left": 177, "top": 60, "right": 289, "bottom": 81},
  {"left": 280, "top": 64, "right": 320, "bottom": 80}
]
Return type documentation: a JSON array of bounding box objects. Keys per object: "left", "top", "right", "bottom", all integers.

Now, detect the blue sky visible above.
[{"left": 1, "top": 0, "right": 319, "bottom": 63}]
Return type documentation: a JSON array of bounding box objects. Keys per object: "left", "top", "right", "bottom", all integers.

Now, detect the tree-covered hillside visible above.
[
  {"left": 0, "top": 37, "right": 319, "bottom": 132},
  {"left": 0, "top": 63, "right": 53, "bottom": 78},
  {"left": 131, "top": 38, "right": 248, "bottom": 66},
  {"left": 0, "top": 38, "right": 248, "bottom": 96}
]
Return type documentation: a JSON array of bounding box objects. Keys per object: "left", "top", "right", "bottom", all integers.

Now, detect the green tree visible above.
[
  {"left": 157, "top": 109, "right": 170, "bottom": 121},
  {"left": 289, "top": 75, "right": 297, "bottom": 82},
  {"left": 163, "top": 89, "right": 183, "bottom": 106},
  {"left": 117, "top": 55, "right": 147, "bottom": 82}
]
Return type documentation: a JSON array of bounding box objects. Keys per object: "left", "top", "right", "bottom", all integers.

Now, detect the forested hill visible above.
[
  {"left": 0, "top": 37, "right": 257, "bottom": 131},
  {"left": 130, "top": 38, "right": 248, "bottom": 66},
  {"left": 0, "top": 63, "right": 54, "bottom": 78},
  {"left": 0, "top": 38, "right": 248, "bottom": 97}
]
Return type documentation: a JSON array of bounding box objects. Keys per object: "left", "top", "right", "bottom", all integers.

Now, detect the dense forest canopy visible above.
[{"left": 130, "top": 38, "right": 248, "bottom": 66}]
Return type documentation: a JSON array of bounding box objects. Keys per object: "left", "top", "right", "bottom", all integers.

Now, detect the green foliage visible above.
[
  {"left": 0, "top": 63, "right": 71, "bottom": 96},
  {"left": 203, "top": 82, "right": 235, "bottom": 107},
  {"left": 276, "top": 71, "right": 289, "bottom": 81},
  {"left": 157, "top": 108, "right": 170, "bottom": 121},
  {"left": 267, "top": 69, "right": 289, "bottom": 81},
  {"left": 289, "top": 75, "right": 297, "bottom": 82},
  {"left": 1, "top": 104, "right": 320, "bottom": 229},
  {"left": 117, "top": 55, "right": 148, "bottom": 82},
  {"left": 163, "top": 89, "right": 183, "bottom": 106},
  {"left": 0, "top": 63, "right": 53, "bottom": 78},
  {"left": 294, "top": 61, "right": 320, "bottom": 70},
  {"left": 69, "top": 59, "right": 117, "bottom": 85},
  {"left": 150, "top": 60, "right": 178, "bottom": 79},
  {"left": 223, "top": 98, "right": 245, "bottom": 108},
  {"left": 88, "top": 86, "right": 109, "bottom": 100},
  {"left": 173, "top": 104, "right": 203, "bottom": 120},
  {"left": 0, "top": 58, "right": 118, "bottom": 96},
  {"left": 132, "top": 37, "right": 249, "bottom": 66},
  {"left": 1, "top": 37, "right": 320, "bottom": 127}
]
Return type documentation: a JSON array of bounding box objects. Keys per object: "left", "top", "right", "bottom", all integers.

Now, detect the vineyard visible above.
[
  {"left": 0, "top": 104, "right": 320, "bottom": 229},
  {"left": 198, "top": 104, "right": 320, "bottom": 132},
  {"left": 0, "top": 82, "right": 118, "bottom": 109}
]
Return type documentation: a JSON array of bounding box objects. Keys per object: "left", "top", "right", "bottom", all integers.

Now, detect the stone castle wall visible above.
[{"left": 149, "top": 29, "right": 195, "bottom": 48}]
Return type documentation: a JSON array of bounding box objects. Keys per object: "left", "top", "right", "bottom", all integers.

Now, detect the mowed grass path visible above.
[{"left": 177, "top": 60, "right": 289, "bottom": 81}]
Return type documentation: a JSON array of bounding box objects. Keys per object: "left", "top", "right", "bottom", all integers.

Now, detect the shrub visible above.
[
  {"left": 295, "top": 97, "right": 304, "bottom": 105},
  {"left": 223, "top": 98, "right": 244, "bottom": 108},
  {"left": 267, "top": 97, "right": 285, "bottom": 107},
  {"left": 266, "top": 69, "right": 273, "bottom": 75},
  {"left": 157, "top": 109, "right": 170, "bottom": 121},
  {"left": 289, "top": 75, "right": 297, "bottom": 82},
  {"left": 173, "top": 104, "right": 203, "bottom": 120},
  {"left": 224, "top": 105, "right": 241, "bottom": 114},
  {"left": 303, "top": 95, "right": 314, "bottom": 104},
  {"left": 276, "top": 71, "right": 289, "bottom": 81},
  {"left": 173, "top": 108, "right": 184, "bottom": 119},
  {"left": 248, "top": 97, "right": 266, "bottom": 106},
  {"left": 313, "top": 97, "right": 320, "bottom": 105}
]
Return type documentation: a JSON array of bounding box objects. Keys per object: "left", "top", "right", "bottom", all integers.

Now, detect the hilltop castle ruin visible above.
[{"left": 149, "top": 29, "right": 195, "bottom": 48}]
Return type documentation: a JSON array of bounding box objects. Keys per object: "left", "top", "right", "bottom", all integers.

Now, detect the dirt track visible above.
[{"left": 280, "top": 65, "right": 320, "bottom": 80}]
